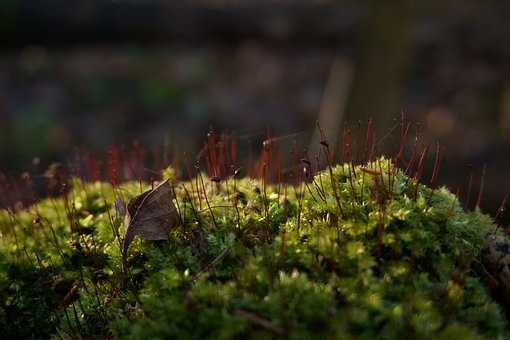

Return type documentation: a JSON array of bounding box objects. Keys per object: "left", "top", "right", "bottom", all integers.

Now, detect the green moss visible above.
[{"left": 0, "top": 158, "right": 508, "bottom": 339}]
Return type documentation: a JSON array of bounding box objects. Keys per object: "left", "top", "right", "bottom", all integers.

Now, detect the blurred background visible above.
[{"left": 1, "top": 0, "right": 510, "bottom": 212}]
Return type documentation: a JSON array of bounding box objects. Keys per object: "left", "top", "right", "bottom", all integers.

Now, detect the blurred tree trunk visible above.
[
  {"left": 345, "top": 0, "right": 414, "bottom": 141},
  {"left": 500, "top": 82, "right": 510, "bottom": 140},
  {"left": 311, "top": 57, "right": 353, "bottom": 155}
]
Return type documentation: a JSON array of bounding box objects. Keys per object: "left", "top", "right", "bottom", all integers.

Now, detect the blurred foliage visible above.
[{"left": 1, "top": 1, "right": 510, "bottom": 223}]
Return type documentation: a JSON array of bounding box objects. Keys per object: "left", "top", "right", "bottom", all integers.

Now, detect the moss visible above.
[{"left": 0, "top": 158, "right": 509, "bottom": 339}]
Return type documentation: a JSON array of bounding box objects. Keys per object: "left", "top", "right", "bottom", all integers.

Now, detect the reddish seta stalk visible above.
[{"left": 476, "top": 164, "right": 487, "bottom": 210}]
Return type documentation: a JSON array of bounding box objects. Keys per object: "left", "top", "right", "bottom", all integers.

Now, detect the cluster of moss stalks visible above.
[{"left": 1, "top": 158, "right": 509, "bottom": 339}]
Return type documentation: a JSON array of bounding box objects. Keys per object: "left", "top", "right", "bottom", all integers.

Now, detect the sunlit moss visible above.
[{"left": 0, "top": 158, "right": 509, "bottom": 339}]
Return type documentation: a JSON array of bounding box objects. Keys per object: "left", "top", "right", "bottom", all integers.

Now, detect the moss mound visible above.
[{"left": 1, "top": 158, "right": 509, "bottom": 339}]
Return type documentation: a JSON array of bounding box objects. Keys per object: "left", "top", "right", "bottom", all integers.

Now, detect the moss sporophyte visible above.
[{"left": 1, "top": 156, "right": 510, "bottom": 339}]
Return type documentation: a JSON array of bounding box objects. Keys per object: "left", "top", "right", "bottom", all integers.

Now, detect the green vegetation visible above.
[{"left": 0, "top": 158, "right": 508, "bottom": 339}]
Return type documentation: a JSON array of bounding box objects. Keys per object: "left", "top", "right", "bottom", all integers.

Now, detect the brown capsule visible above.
[
  {"left": 60, "top": 282, "right": 80, "bottom": 310},
  {"left": 300, "top": 158, "right": 311, "bottom": 166}
]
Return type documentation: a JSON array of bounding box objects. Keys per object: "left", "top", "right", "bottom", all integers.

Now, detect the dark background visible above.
[{"left": 1, "top": 1, "right": 510, "bottom": 213}]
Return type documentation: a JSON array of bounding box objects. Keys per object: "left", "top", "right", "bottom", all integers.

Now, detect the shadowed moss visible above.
[{"left": 0, "top": 158, "right": 508, "bottom": 339}]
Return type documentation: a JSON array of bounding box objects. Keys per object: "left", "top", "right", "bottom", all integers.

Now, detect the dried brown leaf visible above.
[{"left": 122, "top": 180, "right": 177, "bottom": 257}]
